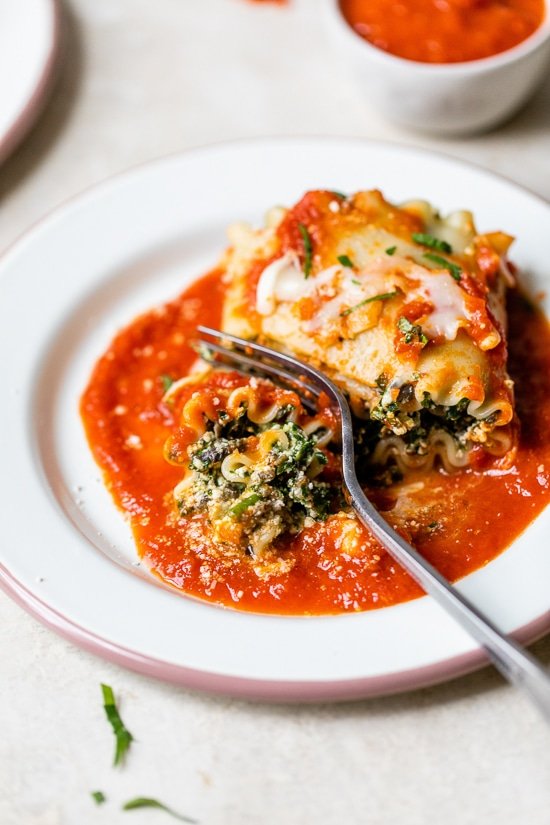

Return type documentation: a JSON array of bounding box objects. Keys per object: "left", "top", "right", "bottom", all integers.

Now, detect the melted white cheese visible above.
[
  {"left": 256, "top": 253, "right": 304, "bottom": 315},
  {"left": 303, "top": 271, "right": 390, "bottom": 332},
  {"left": 408, "top": 266, "right": 469, "bottom": 341},
  {"left": 256, "top": 256, "right": 342, "bottom": 316},
  {"left": 256, "top": 252, "right": 490, "bottom": 346}
]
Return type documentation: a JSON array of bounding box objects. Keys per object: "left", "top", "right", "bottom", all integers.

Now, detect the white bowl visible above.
[{"left": 324, "top": 0, "right": 550, "bottom": 135}]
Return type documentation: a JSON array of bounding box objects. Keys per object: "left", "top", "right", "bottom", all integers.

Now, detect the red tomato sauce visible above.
[
  {"left": 80, "top": 272, "right": 550, "bottom": 615},
  {"left": 339, "top": 0, "right": 545, "bottom": 64}
]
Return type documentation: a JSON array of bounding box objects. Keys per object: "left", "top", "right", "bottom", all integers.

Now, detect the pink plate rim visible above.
[
  {"left": 0, "top": 0, "right": 62, "bottom": 166},
  {"left": 2, "top": 560, "right": 549, "bottom": 702}
]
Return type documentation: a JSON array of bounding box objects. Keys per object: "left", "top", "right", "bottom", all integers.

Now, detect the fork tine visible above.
[
  {"left": 195, "top": 339, "right": 321, "bottom": 409},
  {"left": 197, "top": 326, "right": 307, "bottom": 374},
  {"left": 197, "top": 325, "right": 339, "bottom": 400}
]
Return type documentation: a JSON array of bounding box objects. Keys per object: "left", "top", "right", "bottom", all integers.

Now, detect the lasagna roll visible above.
[{"left": 221, "top": 189, "right": 517, "bottom": 474}]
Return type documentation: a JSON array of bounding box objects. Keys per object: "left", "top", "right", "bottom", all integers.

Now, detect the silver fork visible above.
[{"left": 197, "top": 325, "right": 550, "bottom": 721}]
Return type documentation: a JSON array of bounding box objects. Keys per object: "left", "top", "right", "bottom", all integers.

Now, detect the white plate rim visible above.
[
  {"left": 1, "top": 136, "right": 549, "bottom": 701},
  {"left": 0, "top": 0, "right": 62, "bottom": 165},
  {"left": 1, "top": 562, "right": 549, "bottom": 702}
]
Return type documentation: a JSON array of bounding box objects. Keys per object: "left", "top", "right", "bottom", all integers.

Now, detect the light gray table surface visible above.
[{"left": 1, "top": 2, "right": 550, "bottom": 824}]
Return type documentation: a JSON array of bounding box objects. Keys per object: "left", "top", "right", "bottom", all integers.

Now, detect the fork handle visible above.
[{"left": 349, "top": 482, "right": 550, "bottom": 723}]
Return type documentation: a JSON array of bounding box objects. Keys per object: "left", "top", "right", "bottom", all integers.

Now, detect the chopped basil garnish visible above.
[
  {"left": 340, "top": 291, "right": 398, "bottom": 317},
  {"left": 297, "top": 223, "right": 313, "bottom": 278},
  {"left": 423, "top": 252, "right": 462, "bottom": 281},
  {"left": 160, "top": 374, "right": 174, "bottom": 392},
  {"left": 385, "top": 246, "right": 397, "bottom": 256},
  {"left": 91, "top": 791, "right": 106, "bottom": 805},
  {"left": 101, "top": 684, "right": 134, "bottom": 767},
  {"left": 412, "top": 232, "right": 452, "bottom": 254},
  {"left": 229, "top": 492, "right": 262, "bottom": 518},
  {"left": 397, "top": 316, "right": 428, "bottom": 345},
  {"left": 337, "top": 254, "right": 354, "bottom": 268},
  {"left": 122, "top": 797, "right": 197, "bottom": 822},
  {"left": 351, "top": 279, "right": 361, "bottom": 286},
  {"left": 330, "top": 190, "right": 347, "bottom": 199}
]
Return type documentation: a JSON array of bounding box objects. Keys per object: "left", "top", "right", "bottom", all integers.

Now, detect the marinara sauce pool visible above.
[
  {"left": 339, "top": 0, "right": 545, "bottom": 64},
  {"left": 81, "top": 269, "right": 550, "bottom": 616}
]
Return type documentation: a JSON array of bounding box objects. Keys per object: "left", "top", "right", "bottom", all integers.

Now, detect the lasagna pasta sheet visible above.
[{"left": 221, "top": 190, "right": 516, "bottom": 472}]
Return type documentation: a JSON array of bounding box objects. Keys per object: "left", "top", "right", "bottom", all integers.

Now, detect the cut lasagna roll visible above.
[
  {"left": 163, "top": 368, "right": 343, "bottom": 571},
  {"left": 221, "top": 189, "right": 517, "bottom": 474}
]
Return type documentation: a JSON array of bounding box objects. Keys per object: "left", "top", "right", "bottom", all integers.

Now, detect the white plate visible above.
[
  {"left": 0, "top": 0, "right": 60, "bottom": 164},
  {"left": 1, "top": 138, "right": 549, "bottom": 701}
]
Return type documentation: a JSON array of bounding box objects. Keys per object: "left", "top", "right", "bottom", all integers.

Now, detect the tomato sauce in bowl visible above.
[{"left": 339, "top": 0, "right": 545, "bottom": 64}]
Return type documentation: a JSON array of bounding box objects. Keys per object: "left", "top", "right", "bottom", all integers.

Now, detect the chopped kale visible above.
[
  {"left": 354, "top": 388, "right": 495, "bottom": 480},
  {"left": 176, "top": 404, "right": 342, "bottom": 555},
  {"left": 444, "top": 397, "right": 470, "bottom": 422},
  {"left": 397, "top": 316, "right": 428, "bottom": 345},
  {"left": 421, "top": 391, "right": 436, "bottom": 410},
  {"left": 190, "top": 435, "right": 250, "bottom": 471}
]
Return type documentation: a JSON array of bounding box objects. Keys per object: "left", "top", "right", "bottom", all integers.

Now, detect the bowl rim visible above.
[{"left": 326, "top": 0, "right": 550, "bottom": 74}]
